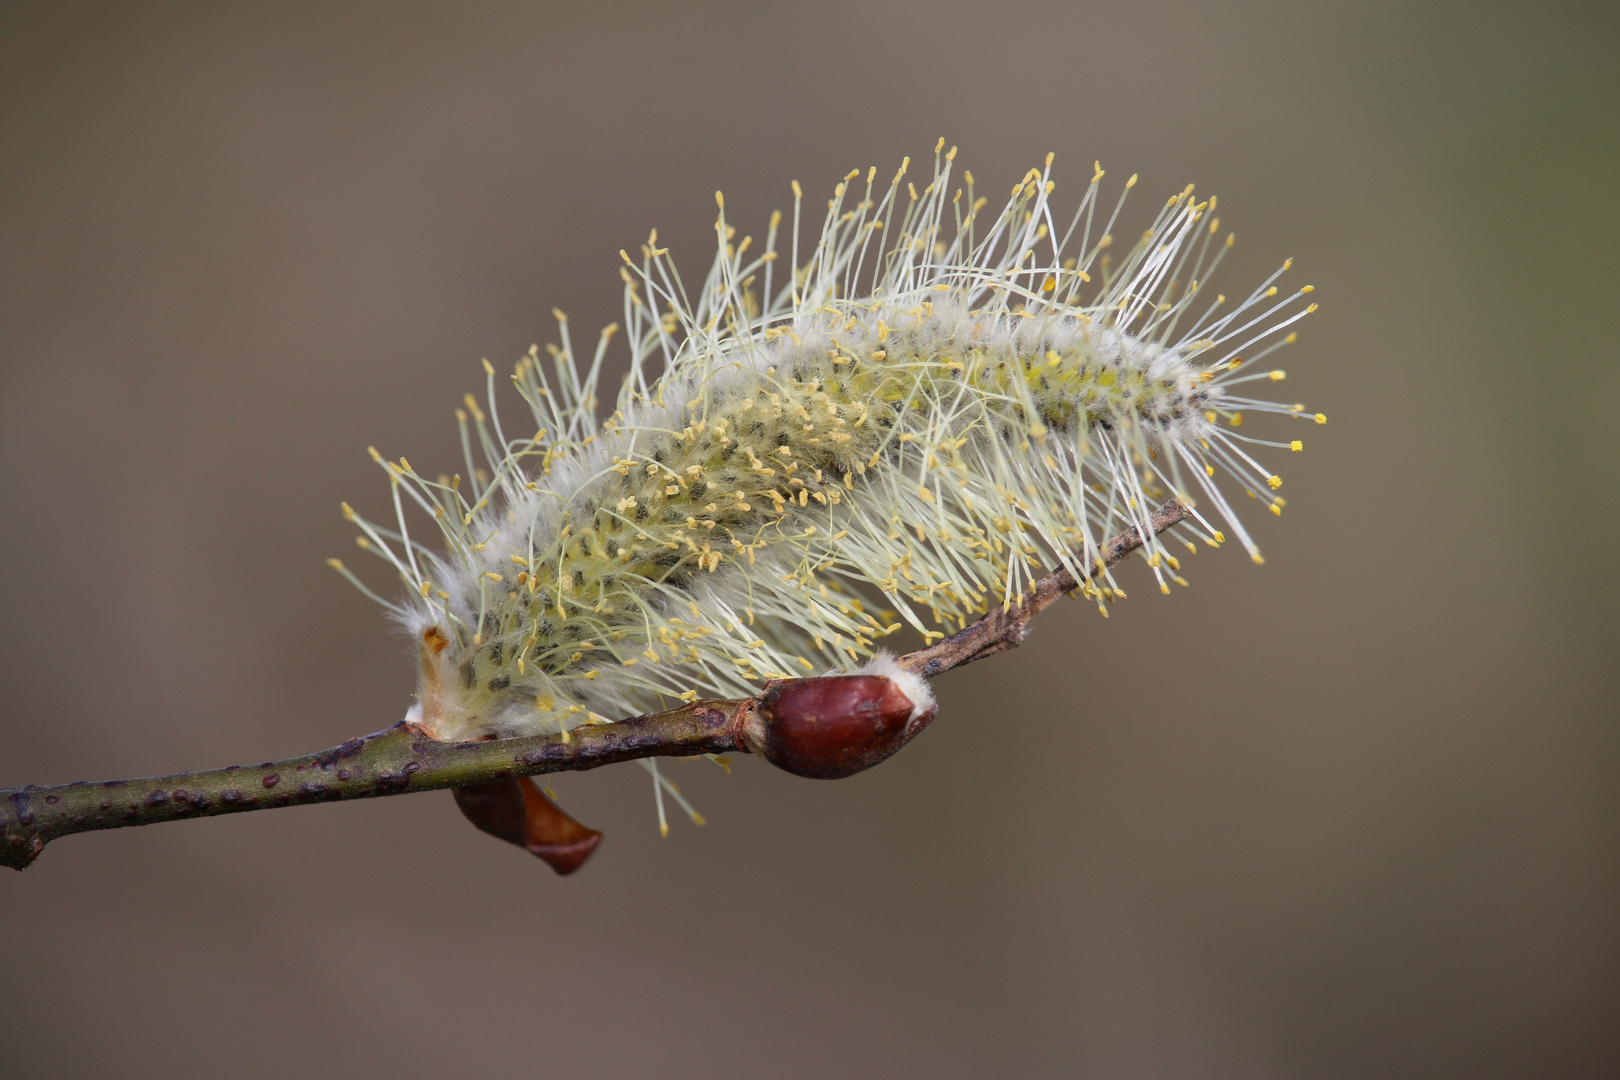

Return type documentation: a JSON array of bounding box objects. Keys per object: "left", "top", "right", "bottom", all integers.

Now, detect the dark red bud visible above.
[
  {"left": 754, "top": 675, "right": 937, "bottom": 779},
  {"left": 452, "top": 777, "right": 602, "bottom": 874}
]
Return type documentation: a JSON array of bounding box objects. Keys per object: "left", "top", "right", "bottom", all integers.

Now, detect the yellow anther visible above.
[
  {"left": 1267, "top": 475, "right": 1282, "bottom": 489},
  {"left": 1314, "top": 413, "right": 1327, "bottom": 424},
  {"left": 1269, "top": 370, "right": 1286, "bottom": 381},
  {"left": 1290, "top": 440, "right": 1303, "bottom": 451}
]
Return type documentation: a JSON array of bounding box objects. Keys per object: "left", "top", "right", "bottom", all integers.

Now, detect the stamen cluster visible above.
[{"left": 333, "top": 142, "right": 1322, "bottom": 775}]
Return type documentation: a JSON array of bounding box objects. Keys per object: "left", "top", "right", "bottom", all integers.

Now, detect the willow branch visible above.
[{"left": 2, "top": 499, "right": 1188, "bottom": 870}]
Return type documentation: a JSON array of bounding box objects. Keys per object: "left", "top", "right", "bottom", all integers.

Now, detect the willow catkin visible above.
[{"left": 332, "top": 142, "right": 1320, "bottom": 774}]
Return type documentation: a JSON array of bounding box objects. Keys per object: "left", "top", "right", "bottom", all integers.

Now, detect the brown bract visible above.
[
  {"left": 748, "top": 675, "right": 937, "bottom": 780},
  {"left": 452, "top": 778, "right": 603, "bottom": 874}
]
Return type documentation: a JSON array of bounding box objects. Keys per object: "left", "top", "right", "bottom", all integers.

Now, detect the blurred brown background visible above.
[{"left": 2, "top": 2, "right": 1616, "bottom": 1076}]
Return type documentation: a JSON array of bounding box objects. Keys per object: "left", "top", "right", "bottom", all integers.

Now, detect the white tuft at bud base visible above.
[
  {"left": 332, "top": 142, "right": 1321, "bottom": 820},
  {"left": 854, "top": 653, "right": 935, "bottom": 724}
]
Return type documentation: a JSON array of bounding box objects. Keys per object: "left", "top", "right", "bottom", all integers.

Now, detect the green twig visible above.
[{"left": 0, "top": 702, "right": 750, "bottom": 871}]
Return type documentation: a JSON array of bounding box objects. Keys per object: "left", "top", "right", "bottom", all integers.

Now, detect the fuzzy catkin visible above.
[{"left": 334, "top": 143, "right": 1321, "bottom": 748}]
